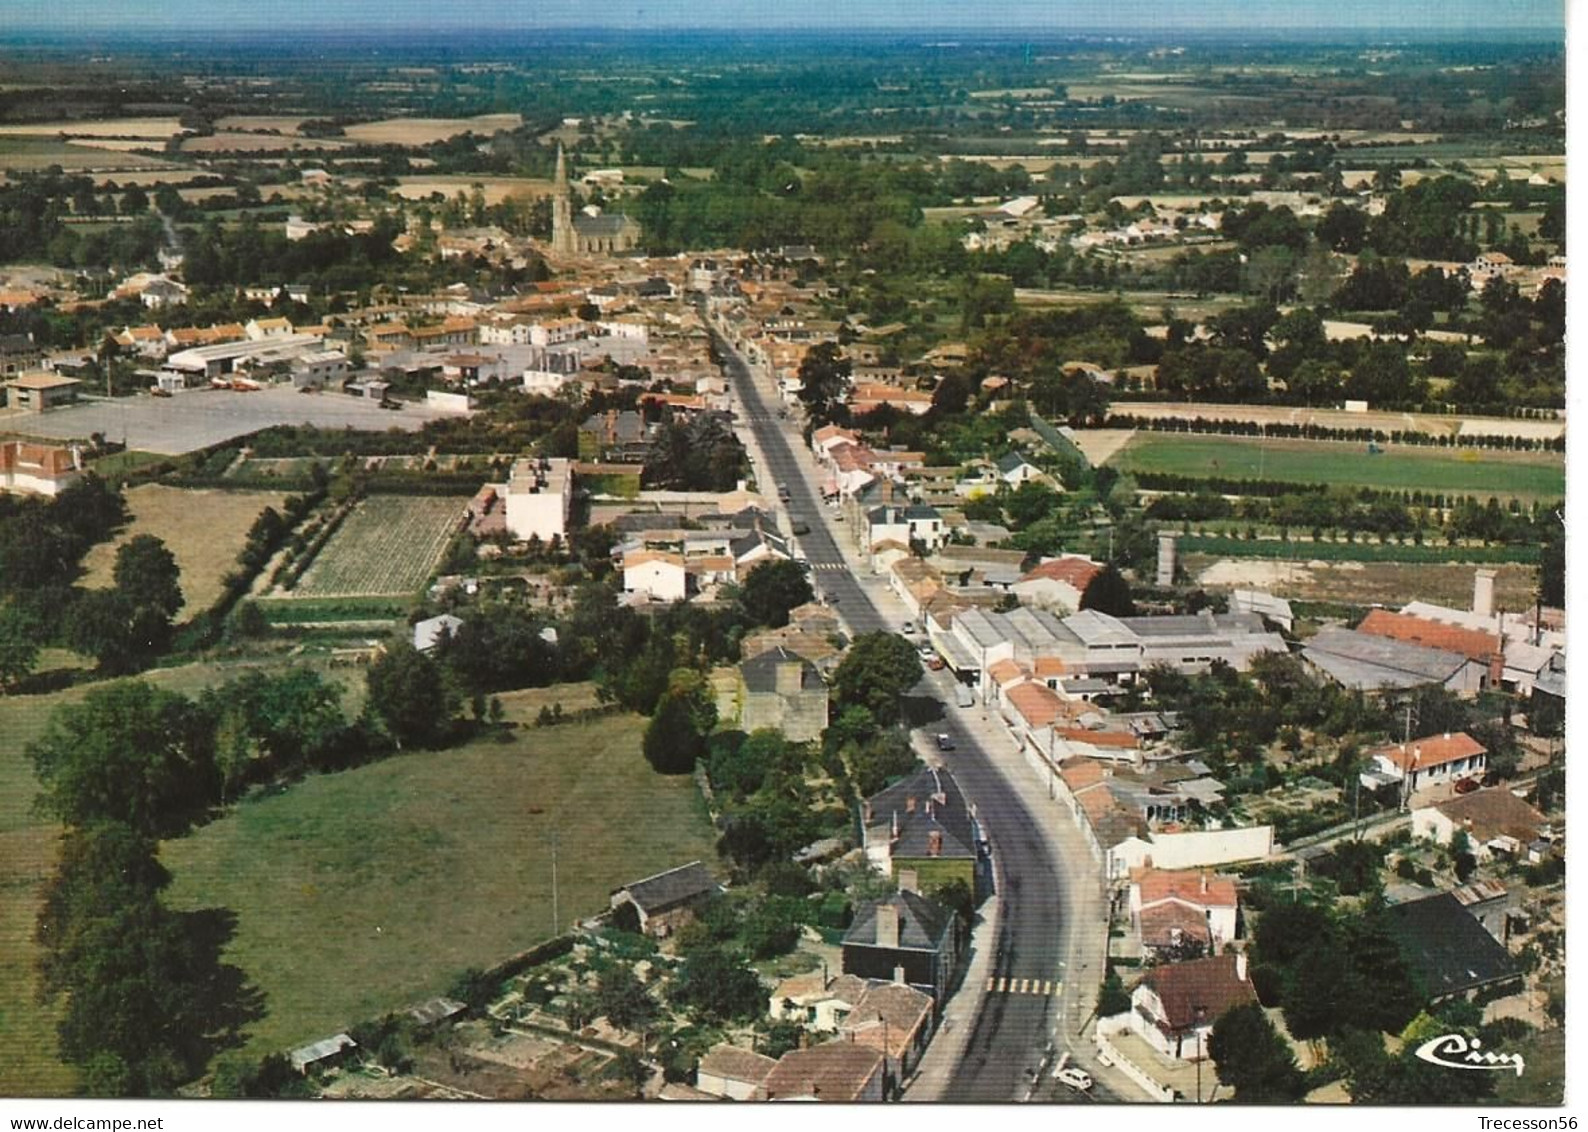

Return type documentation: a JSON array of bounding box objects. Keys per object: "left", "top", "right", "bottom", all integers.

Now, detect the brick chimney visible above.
[
  {"left": 905, "top": 797, "right": 916, "bottom": 814},
  {"left": 928, "top": 830, "right": 943, "bottom": 857},
  {"left": 875, "top": 903, "right": 900, "bottom": 949}
]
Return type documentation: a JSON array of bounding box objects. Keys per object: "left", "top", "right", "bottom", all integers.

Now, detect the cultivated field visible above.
[
  {"left": 79, "top": 485, "right": 288, "bottom": 616},
  {"left": 341, "top": 114, "right": 523, "bottom": 145},
  {"left": 292, "top": 496, "right": 463, "bottom": 598},
  {"left": 180, "top": 133, "right": 348, "bottom": 154},
  {"left": 161, "top": 709, "right": 716, "bottom": 1058},
  {"left": 0, "top": 117, "right": 183, "bottom": 138},
  {"left": 0, "top": 136, "right": 175, "bottom": 174},
  {"left": 1111, "top": 433, "right": 1565, "bottom": 500},
  {"left": 390, "top": 175, "right": 554, "bottom": 205}
]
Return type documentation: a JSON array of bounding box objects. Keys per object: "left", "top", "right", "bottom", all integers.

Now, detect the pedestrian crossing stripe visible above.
[{"left": 984, "top": 977, "right": 1063, "bottom": 996}]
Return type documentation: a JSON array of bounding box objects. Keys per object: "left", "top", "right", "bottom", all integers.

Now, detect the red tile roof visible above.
[
  {"left": 1020, "top": 556, "right": 1103, "bottom": 590},
  {"left": 1139, "top": 902, "right": 1214, "bottom": 949},
  {"left": 1004, "top": 681, "right": 1067, "bottom": 729},
  {"left": 1133, "top": 868, "right": 1239, "bottom": 909},
  {"left": 1141, "top": 953, "right": 1257, "bottom": 1032},
  {"left": 761, "top": 1042, "right": 884, "bottom": 1101},
  {"left": 1373, "top": 731, "right": 1487, "bottom": 773},
  {"left": 1358, "top": 609, "right": 1501, "bottom": 664}
]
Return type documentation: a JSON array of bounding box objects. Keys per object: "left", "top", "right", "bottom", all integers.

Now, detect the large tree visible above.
[
  {"left": 365, "top": 641, "right": 459, "bottom": 749},
  {"left": 1080, "top": 562, "right": 1136, "bottom": 616},
  {"left": 0, "top": 601, "right": 40, "bottom": 690},
  {"left": 28, "top": 681, "right": 218, "bottom": 838},
  {"left": 831, "top": 631, "right": 922, "bottom": 726},
  {"left": 795, "top": 341, "right": 852, "bottom": 428},
  {"left": 669, "top": 945, "right": 765, "bottom": 1024},
  {"left": 738, "top": 558, "right": 814, "bottom": 629},
  {"left": 643, "top": 689, "right": 710, "bottom": 775},
  {"left": 1207, "top": 1002, "right": 1305, "bottom": 1102},
  {"left": 112, "top": 534, "right": 183, "bottom": 621}
]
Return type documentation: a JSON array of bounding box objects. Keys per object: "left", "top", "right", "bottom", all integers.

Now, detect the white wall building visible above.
[{"left": 502, "top": 457, "right": 573, "bottom": 545}]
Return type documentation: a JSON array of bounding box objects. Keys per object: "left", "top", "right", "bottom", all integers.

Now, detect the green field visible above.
[
  {"left": 1112, "top": 434, "right": 1565, "bottom": 500},
  {"left": 293, "top": 496, "right": 463, "bottom": 598},
  {"left": 161, "top": 708, "right": 715, "bottom": 1060},
  {"left": 0, "top": 659, "right": 366, "bottom": 1096}
]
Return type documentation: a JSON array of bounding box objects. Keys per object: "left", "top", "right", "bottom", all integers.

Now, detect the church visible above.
[{"left": 550, "top": 144, "right": 642, "bottom": 257}]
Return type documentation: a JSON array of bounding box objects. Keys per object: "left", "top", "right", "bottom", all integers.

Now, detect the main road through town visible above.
[{"left": 707, "top": 316, "right": 1115, "bottom": 1102}]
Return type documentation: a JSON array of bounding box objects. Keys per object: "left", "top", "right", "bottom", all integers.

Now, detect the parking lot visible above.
[{"left": 1, "top": 386, "right": 450, "bottom": 455}]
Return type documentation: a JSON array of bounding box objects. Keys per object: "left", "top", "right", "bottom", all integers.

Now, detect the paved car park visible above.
[{"left": 2, "top": 386, "right": 449, "bottom": 455}]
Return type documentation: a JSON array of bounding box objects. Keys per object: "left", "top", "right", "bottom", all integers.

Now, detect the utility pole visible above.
[{"left": 550, "top": 829, "right": 560, "bottom": 934}]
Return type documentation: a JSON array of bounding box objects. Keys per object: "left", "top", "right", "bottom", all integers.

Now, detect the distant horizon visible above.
[{"left": 5, "top": 0, "right": 1567, "bottom": 39}]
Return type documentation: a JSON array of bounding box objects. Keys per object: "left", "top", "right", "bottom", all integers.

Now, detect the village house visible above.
[
  {"left": 1127, "top": 952, "right": 1258, "bottom": 1061},
  {"left": 1411, "top": 789, "right": 1551, "bottom": 862},
  {"left": 696, "top": 1044, "right": 778, "bottom": 1100},
  {"left": 838, "top": 981, "right": 936, "bottom": 1092},
  {"left": 860, "top": 766, "right": 983, "bottom": 898},
  {"left": 736, "top": 646, "right": 828, "bottom": 743},
  {"left": 1128, "top": 867, "right": 1240, "bottom": 959},
  {"left": 1367, "top": 731, "right": 1488, "bottom": 797},
  {"left": 842, "top": 892, "right": 960, "bottom": 1005},
  {"left": 760, "top": 1042, "right": 886, "bottom": 1102},
  {"left": 1011, "top": 555, "right": 1102, "bottom": 613},
  {"left": 3, "top": 372, "right": 81, "bottom": 413},
  {"left": 1383, "top": 893, "right": 1521, "bottom": 1004},
  {"left": 0, "top": 440, "right": 82, "bottom": 496},
  {"left": 500, "top": 457, "right": 573, "bottom": 545}
]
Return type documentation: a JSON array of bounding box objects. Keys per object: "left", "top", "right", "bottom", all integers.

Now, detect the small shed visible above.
[
  {"left": 289, "top": 1033, "right": 358, "bottom": 1076},
  {"left": 413, "top": 613, "right": 464, "bottom": 653},
  {"left": 609, "top": 860, "right": 718, "bottom": 938}
]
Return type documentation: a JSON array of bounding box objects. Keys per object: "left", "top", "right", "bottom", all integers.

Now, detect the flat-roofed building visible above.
[
  {"left": 3, "top": 372, "right": 81, "bottom": 412},
  {"left": 501, "top": 457, "right": 573, "bottom": 544}
]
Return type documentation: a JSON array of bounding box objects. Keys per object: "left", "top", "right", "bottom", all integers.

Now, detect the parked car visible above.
[
  {"left": 1053, "top": 1053, "right": 1093, "bottom": 1092},
  {"left": 935, "top": 733, "right": 955, "bottom": 752},
  {"left": 1055, "top": 1065, "right": 1093, "bottom": 1092},
  {"left": 792, "top": 521, "right": 811, "bottom": 536},
  {"left": 902, "top": 622, "right": 915, "bottom": 634},
  {"left": 927, "top": 656, "right": 946, "bottom": 671},
  {"left": 1454, "top": 776, "right": 1480, "bottom": 794}
]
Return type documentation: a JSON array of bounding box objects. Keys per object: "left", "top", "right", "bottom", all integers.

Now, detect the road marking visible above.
[
  {"left": 986, "top": 977, "right": 996, "bottom": 992},
  {"left": 1041, "top": 980, "right": 1052, "bottom": 995},
  {"left": 1017, "top": 978, "right": 1029, "bottom": 994}
]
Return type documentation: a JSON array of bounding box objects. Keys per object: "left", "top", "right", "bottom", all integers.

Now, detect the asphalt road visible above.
[{"left": 709, "top": 319, "right": 1110, "bottom": 1102}]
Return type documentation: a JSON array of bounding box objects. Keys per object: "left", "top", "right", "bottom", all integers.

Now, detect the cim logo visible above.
[{"left": 1413, "top": 1033, "right": 1525, "bottom": 1077}]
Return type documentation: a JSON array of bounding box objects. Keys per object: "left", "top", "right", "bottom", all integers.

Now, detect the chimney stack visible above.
[
  {"left": 875, "top": 903, "right": 900, "bottom": 949},
  {"left": 1200, "top": 871, "right": 1209, "bottom": 895},
  {"left": 905, "top": 797, "right": 916, "bottom": 814},
  {"left": 1473, "top": 568, "right": 1497, "bottom": 619},
  {"left": 1236, "top": 952, "right": 1249, "bottom": 983},
  {"left": 898, "top": 868, "right": 919, "bottom": 895},
  {"left": 1156, "top": 531, "right": 1179, "bottom": 587},
  {"left": 893, "top": 965, "right": 906, "bottom": 986},
  {"left": 928, "top": 830, "right": 943, "bottom": 857}
]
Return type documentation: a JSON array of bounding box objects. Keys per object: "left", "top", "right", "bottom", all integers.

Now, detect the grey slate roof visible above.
[
  {"left": 1383, "top": 892, "right": 1520, "bottom": 998},
  {"left": 1303, "top": 626, "right": 1471, "bottom": 690},
  {"left": 740, "top": 646, "right": 820, "bottom": 694},
  {"left": 866, "top": 766, "right": 978, "bottom": 862},
  {"left": 616, "top": 860, "right": 717, "bottom": 915},
  {"left": 995, "top": 450, "right": 1033, "bottom": 475},
  {"left": 844, "top": 891, "right": 955, "bottom": 952}
]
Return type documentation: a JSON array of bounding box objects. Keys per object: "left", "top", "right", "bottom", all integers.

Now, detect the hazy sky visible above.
[{"left": 5, "top": 0, "right": 1568, "bottom": 35}]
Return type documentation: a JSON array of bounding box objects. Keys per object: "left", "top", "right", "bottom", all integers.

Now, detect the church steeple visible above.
[{"left": 551, "top": 142, "right": 575, "bottom": 256}]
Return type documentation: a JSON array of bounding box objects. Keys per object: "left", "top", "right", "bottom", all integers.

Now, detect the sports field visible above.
[
  {"left": 161, "top": 707, "right": 715, "bottom": 1058},
  {"left": 1110, "top": 434, "right": 1565, "bottom": 500},
  {"left": 292, "top": 496, "right": 463, "bottom": 598}
]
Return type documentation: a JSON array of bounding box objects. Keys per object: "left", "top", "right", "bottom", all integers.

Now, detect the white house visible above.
[
  {"left": 1129, "top": 868, "right": 1239, "bottom": 957},
  {"left": 1367, "top": 732, "right": 1487, "bottom": 796},
  {"left": 1012, "top": 556, "right": 1102, "bottom": 614},
  {"left": 623, "top": 549, "right": 689, "bottom": 602},
  {"left": 1411, "top": 789, "right": 1549, "bottom": 862},
  {"left": 1127, "top": 952, "right": 1258, "bottom": 1061}
]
